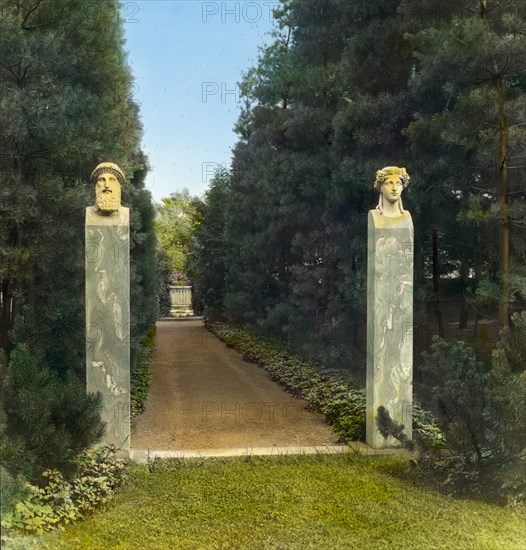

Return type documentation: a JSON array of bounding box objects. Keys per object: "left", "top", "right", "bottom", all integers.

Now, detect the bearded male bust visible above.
[
  {"left": 85, "top": 161, "right": 131, "bottom": 452},
  {"left": 86, "top": 162, "right": 129, "bottom": 225}
]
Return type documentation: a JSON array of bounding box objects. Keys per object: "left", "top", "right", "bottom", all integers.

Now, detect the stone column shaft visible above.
[
  {"left": 85, "top": 207, "right": 130, "bottom": 452},
  {"left": 366, "top": 210, "right": 413, "bottom": 448}
]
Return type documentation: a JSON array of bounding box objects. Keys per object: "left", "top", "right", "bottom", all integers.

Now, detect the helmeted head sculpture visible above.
[
  {"left": 91, "top": 162, "right": 125, "bottom": 214},
  {"left": 373, "top": 166, "right": 410, "bottom": 217}
]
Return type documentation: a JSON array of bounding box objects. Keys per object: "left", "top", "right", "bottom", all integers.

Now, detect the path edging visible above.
[{"left": 130, "top": 443, "right": 411, "bottom": 463}]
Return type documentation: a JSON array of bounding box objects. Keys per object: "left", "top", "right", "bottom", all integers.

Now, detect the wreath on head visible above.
[{"left": 374, "top": 166, "right": 410, "bottom": 191}]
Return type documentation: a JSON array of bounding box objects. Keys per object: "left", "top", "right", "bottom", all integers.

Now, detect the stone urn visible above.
[{"left": 169, "top": 285, "right": 194, "bottom": 317}]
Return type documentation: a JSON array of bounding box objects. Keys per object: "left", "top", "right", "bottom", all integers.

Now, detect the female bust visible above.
[{"left": 373, "top": 166, "right": 410, "bottom": 218}]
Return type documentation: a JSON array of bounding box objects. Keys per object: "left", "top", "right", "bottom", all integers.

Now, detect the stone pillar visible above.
[
  {"left": 169, "top": 285, "right": 194, "bottom": 317},
  {"left": 85, "top": 206, "right": 130, "bottom": 454},
  {"left": 366, "top": 210, "right": 413, "bottom": 448}
]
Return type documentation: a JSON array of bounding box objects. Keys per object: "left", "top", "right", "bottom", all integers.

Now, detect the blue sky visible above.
[{"left": 123, "top": 1, "right": 277, "bottom": 202}]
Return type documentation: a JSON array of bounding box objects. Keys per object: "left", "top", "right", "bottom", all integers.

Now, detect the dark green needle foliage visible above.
[
  {"left": 194, "top": 0, "right": 526, "bottom": 358},
  {"left": 1, "top": 345, "right": 105, "bottom": 480},
  {"left": 0, "top": 1, "right": 158, "bottom": 484},
  {"left": 193, "top": 0, "right": 526, "bottom": 501}
]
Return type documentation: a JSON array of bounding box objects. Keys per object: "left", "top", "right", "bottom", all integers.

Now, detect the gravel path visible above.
[{"left": 131, "top": 320, "right": 337, "bottom": 450}]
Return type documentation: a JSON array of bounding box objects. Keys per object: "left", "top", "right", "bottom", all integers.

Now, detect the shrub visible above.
[
  {"left": 418, "top": 337, "right": 491, "bottom": 462},
  {"left": 209, "top": 322, "right": 442, "bottom": 450},
  {"left": 131, "top": 324, "right": 156, "bottom": 417},
  {"left": 0, "top": 465, "right": 29, "bottom": 517},
  {"left": 0, "top": 344, "right": 105, "bottom": 481},
  {"left": 380, "top": 324, "right": 526, "bottom": 505},
  {"left": 1, "top": 446, "right": 127, "bottom": 535},
  {"left": 487, "top": 312, "right": 526, "bottom": 504}
]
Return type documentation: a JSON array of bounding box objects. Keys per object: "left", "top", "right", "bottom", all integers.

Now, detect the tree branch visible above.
[{"left": 21, "top": 0, "right": 45, "bottom": 30}]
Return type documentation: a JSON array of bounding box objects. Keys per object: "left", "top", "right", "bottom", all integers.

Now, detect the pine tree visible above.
[
  {"left": 196, "top": 0, "right": 526, "bottom": 360},
  {"left": 0, "top": 0, "right": 157, "bottom": 479},
  {"left": 403, "top": 0, "right": 526, "bottom": 327},
  {"left": 193, "top": 169, "right": 232, "bottom": 319},
  {"left": 0, "top": 0, "right": 143, "bottom": 363},
  {"left": 1, "top": 345, "right": 104, "bottom": 479}
]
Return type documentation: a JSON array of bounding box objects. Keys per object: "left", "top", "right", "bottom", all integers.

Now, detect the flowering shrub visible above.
[{"left": 168, "top": 271, "right": 190, "bottom": 286}]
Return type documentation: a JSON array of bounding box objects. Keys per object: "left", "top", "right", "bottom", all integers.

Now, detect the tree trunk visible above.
[
  {"left": 458, "top": 261, "right": 469, "bottom": 330},
  {"left": 481, "top": 0, "right": 510, "bottom": 328},
  {"left": 497, "top": 77, "right": 510, "bottom": 327},
  {"left": 432, "top": 229, "right": 445, "bottom": 337},
  {"left": 322, "top": 254, "right": 337, "bottom": 342}
]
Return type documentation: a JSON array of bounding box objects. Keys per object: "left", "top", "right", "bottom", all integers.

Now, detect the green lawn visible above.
[{"left": 25, "top": 454, "right": 526, "bottom": 549}]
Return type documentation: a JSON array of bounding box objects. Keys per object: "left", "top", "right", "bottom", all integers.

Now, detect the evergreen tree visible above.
[
  {"left": 126, "top": 153, "right": 159, "bottom": 371},
  {"left": 193, "top": 169, "right": 232, "bottom": 319},
  {"left": 0, "top": 0, "right": 157, "bottom": 478},
  {"left": 0, "top": 0, "right": 144, "bottom": 364},
  {"left": 192, "top": 0, "right": 526, "bottom": 500},
  {"left": 403, "top": 0, "right": 526, "bottom": 327},
  {"left": 1, "top": 344, "right": 105, "bottom": 479},
  {"left": 196, "top": 0, "right": 525, "bottom": 360}
]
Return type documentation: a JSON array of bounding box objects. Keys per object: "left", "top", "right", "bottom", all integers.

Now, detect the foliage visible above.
[
  {"left": 36, "top": 456, "right": 526, "bottom": 549},
  {"left": 403, "top": 0, "right": 526, "bottom": 326},
  {"left": 419, "top": 337, "right": 491, "bottom": 459},
  {"left": 487, "top": 311, "right": 526, "bottom": 504},
  {"left": 0, "top": 465, "right": 29, "bottom": 518},
  {"left": 155, "top": 246, "right": 172, "bottom": 318},
  {"left": 192, "top": 169, "right": 231, "bottom": 319},
  {"left": 379, "top": 324, "right": 526, "bottom": 504},
  {"left": 0, "top": 446, "right": 127, "bottom": 536},
  {"left": 0, "top": 1, "right": 158, "bottom": 490},
  {"left": 208, "top": 322, "right": 444, "bottom": 446},
  {"left": 376, "top": 406, "right": 413, "bottom": 449},
  {"left": 0, "top": 0, "right": 145, "bottom": 362},
  {"left": 193, "top": 0, "right": 526, "bottom": 371},
  {"left": 155, "top": 189, "right": 204, "bottom": 315},
  {"left": 131, "top": 325, "right": 157, "bottom": 417},
  {"left": 411, "top": 404, "right": 448, "bottom": 452},
  {"left": 376, "top": 404, "right": 447, "bottom": 455},
  {"left": 128, "top": 154, "right": 160, "bottom": 369},
  {"left": 0, "top": 345, "right": 105, "bottom": 481},
  {"left": 155, "top": 189, "right": 204, "bottom": 279}
]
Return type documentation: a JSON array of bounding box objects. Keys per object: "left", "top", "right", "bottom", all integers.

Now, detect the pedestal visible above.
[
  {"left": 169, "top": 285, "right": 194, "bottom": 317},
  {"left": 85, "top": 207, "right": 130, "bottom": 453},
  {"left": 366, "top": 210, "right": 413, "bottom": 448}
]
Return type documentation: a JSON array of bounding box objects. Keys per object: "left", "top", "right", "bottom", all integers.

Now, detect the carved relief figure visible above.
[
  {"left": 91, "top": 162, "right": 125, "bottom": 214},
  {"left": 373, "top": 166, "right": 410, "bottom": 217}
]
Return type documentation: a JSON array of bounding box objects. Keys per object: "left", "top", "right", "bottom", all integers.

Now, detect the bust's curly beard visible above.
[{"left": 95, "top": 191, "right": 121, "bottom": 213}]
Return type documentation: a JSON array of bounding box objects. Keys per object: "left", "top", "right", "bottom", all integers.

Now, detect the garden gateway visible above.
[{"left": 85, "top": 163, "right": 413, "bottom": 455}]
